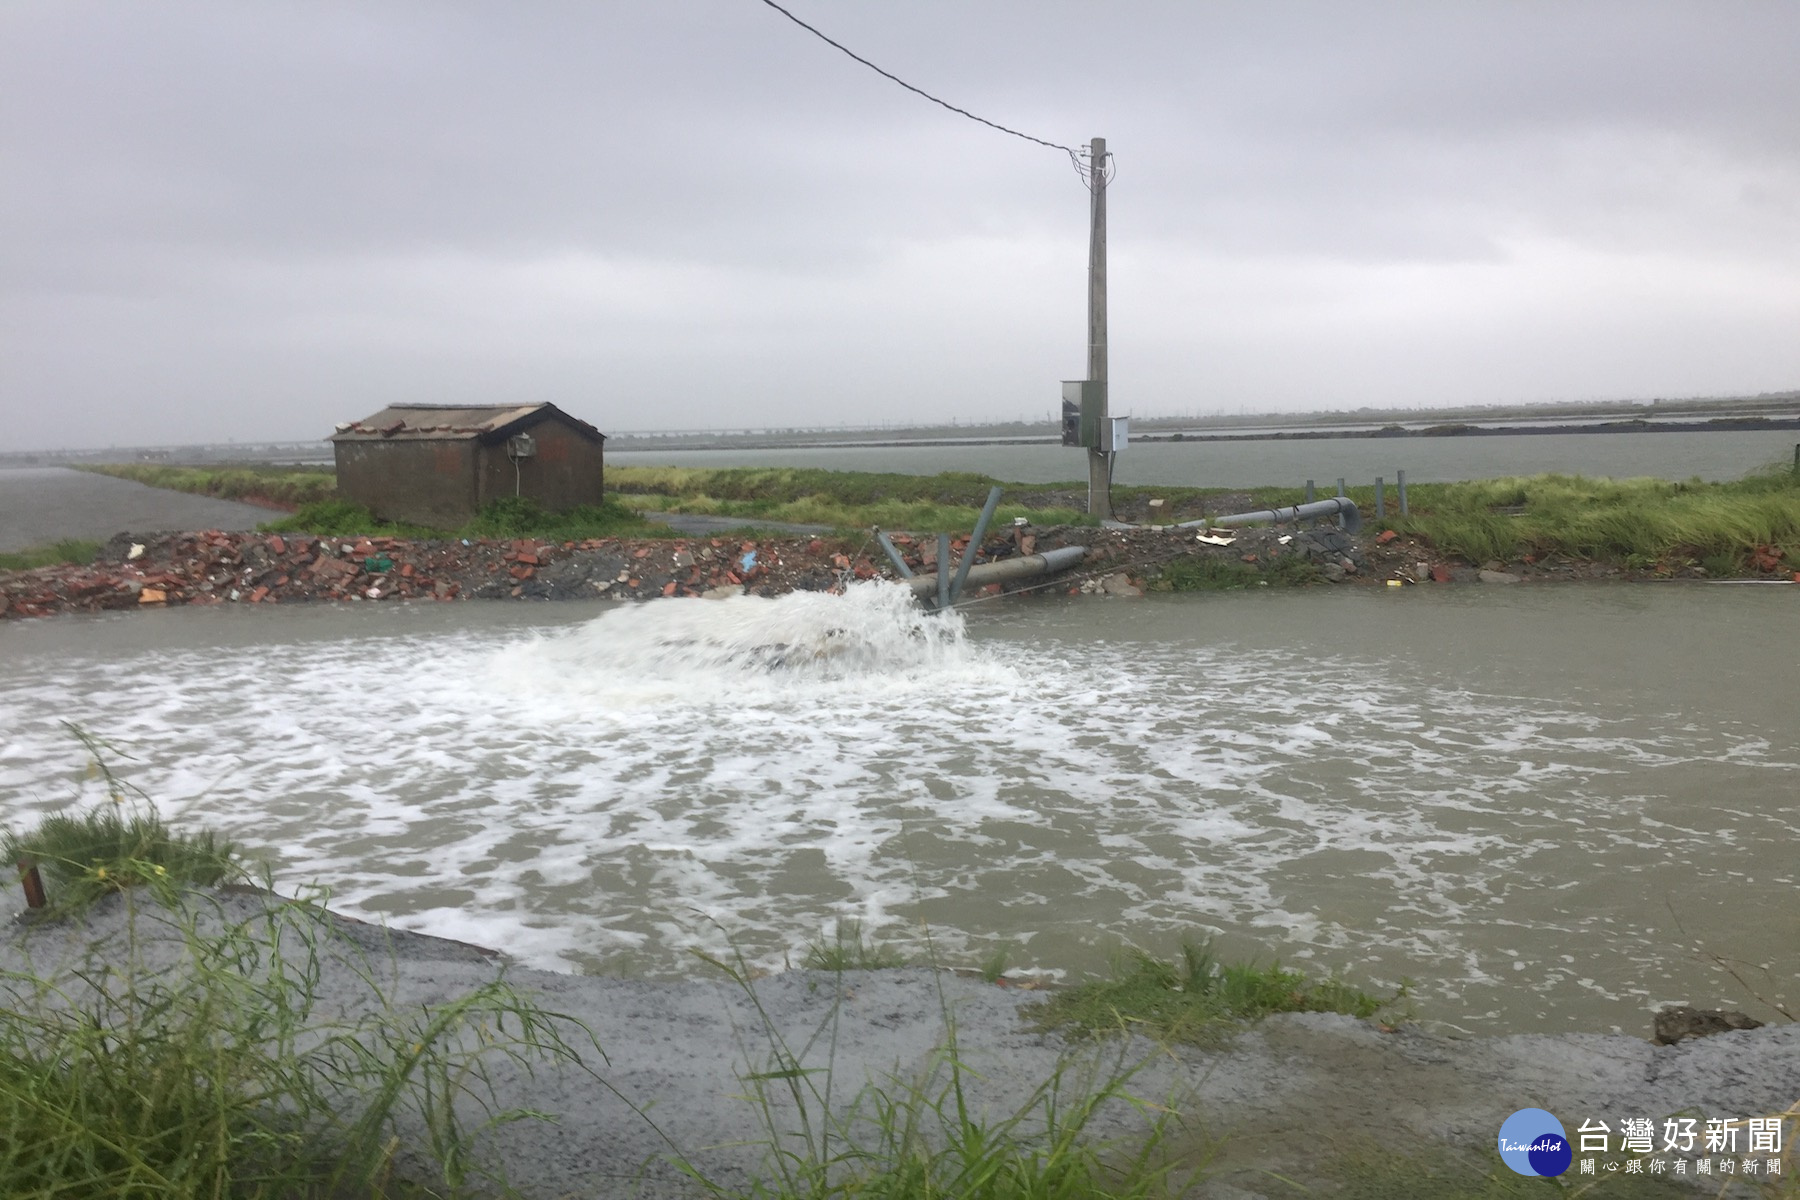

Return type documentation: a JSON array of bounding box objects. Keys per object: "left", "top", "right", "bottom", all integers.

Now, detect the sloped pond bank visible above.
[
  {"left": 0, "top": 517, "right": 1673, "bottom": 621},
  {"left": 4, "top": 891, "right": 1794, "bottom": 1199}
]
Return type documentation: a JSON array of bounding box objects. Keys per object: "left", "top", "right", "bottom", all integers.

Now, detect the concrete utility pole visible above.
[{"left": 1086, "top": 137, "right": 1111, "bottom": 521}]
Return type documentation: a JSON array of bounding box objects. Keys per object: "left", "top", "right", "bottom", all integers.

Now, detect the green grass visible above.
[
  {"left": 80, "top": 463, "right": 338, "bottom": 508},
  {"left": 458, "top": 494, "right": 656, "bottom": 540},
  {"left": 691, "top": 942, "right": 1200, "bottom": 1200},
  {"left": 801, "top": 919, "right": 911, "bottom": 971},
  {"left": 4, "top": 805, "right": 240, "bottom": 915},
  {"left": 0, "top": 884, "right": 597, "bottom": 1199},
  {"left": 0, "top": 538, "right": 101, "bottom": 571},
  {"left": 0, "top": 734, "right": 604, "bottom": 1198},
  {"left": 3, "top": 726, "right": 242, "bottom": 915},
  {"left": 76, "top": 459, "right": 1800, "bottom": 571},
  {"left": 612, "top": 466, "right": 1095, "bottom": 531},
  {"left": 257, "top": 497, "right": 440, "bottom": 538},
  {"left": 1033, "top": 940, "right": 1396, "bottom": 1047},
  {"left": 1361, "top": 469, "right": 1800, "bottom": 569},
  {"left": 262, "top": 495, "right": 657, "bottom": 541}
]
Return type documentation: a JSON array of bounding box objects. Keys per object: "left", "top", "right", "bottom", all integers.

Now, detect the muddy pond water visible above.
[{"left": 1, "top": 583, "right": 1795, "bottom": 1035}]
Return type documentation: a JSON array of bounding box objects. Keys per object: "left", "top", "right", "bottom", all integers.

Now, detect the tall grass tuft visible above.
[
  {"left": 801, "top": 918, "right": 910, "bottom": 972},
  {"left": 0, "top": 883, "right": 599, "bottom": 1199},
  {"left": 4, "top": 725, "right": 242, "bottom": 915},
  {"left": 1034, "top": 939, "right": 1397, "bottom": 1047}
]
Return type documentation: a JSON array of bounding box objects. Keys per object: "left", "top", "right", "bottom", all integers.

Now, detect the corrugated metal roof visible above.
[{"left": 328, "top": 403, "right": 603, "bottom": 442}]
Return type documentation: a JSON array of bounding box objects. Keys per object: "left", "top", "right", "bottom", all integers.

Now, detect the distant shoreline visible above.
[{"left": 610, "top": 416, "right": 1800, "bottom": 453}]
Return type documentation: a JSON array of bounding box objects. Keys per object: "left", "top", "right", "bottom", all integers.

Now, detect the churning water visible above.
[{"left": 1, "top": 584, "right": 1795, "bottom": 1034}]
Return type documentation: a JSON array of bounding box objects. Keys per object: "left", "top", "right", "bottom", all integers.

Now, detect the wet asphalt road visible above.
[{"left": 0, "top": 467, "right": 277, "bottom": 553}]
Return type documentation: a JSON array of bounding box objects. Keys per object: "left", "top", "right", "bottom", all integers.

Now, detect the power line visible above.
[{"left": 755, "top": 0, "right": 1084, "bottom": 172}]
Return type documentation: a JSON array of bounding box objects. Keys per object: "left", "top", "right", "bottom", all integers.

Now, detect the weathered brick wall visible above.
[
  {"left": 474, "top": 417, "right": 604, "bottom": 512},
  {"left": 335, "top": 439, "right": 479, "bottom": 528}
]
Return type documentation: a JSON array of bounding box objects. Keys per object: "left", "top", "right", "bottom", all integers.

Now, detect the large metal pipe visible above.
[
  {"left": 907, "top": 545, "right": 1087, "bottom": 599},
  {"left": 1175, "top": 496, "right": 1362, "bottom": 535}
]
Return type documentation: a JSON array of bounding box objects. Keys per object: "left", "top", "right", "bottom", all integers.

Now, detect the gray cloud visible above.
[{"left": 3, "top": 0, "right": 1797, "bottom": 448}]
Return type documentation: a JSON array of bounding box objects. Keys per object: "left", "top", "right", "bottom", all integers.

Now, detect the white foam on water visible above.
[{"left": 0, "top": 587, "right": 1793, "bottom": 1032}]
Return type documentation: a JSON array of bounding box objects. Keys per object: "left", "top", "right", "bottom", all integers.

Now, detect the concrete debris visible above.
[
  {"left": 0, "top": 530, "right": 871, "bottom": 620},
  {"left": 1478, "top": 569, "right": 1524, "bottom": 584}
]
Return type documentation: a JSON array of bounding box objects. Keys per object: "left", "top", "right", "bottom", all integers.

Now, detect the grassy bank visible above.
[
  {"left": 1320, "top": 468, "right": 1800, "bottom": 572},
  {"left": 74, "top": 460, "right": 1800, "bottom": 573},
  {"left": 0, "top": 538, "right": 100, "bottom": 572},
  {"left": 611, "top": 465, "right": 1095, "bottom": 530},
  {"left": 263, "top": 495, "right": 658, "bottom": 541},
  {"left": 80, "top": 462, "right": 339, "bottom": 508}
]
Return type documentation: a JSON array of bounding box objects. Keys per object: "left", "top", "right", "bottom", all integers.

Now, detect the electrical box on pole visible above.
[{"left": 1061, "top": 380, "right": 1105, "bottom": 448}]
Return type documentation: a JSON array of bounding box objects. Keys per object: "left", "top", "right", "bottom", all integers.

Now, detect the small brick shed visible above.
[{"left": 329, "top": 403, "right": 605, "bottom": 528}]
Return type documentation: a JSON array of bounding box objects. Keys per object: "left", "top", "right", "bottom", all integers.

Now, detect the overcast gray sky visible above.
[{"left": 3, "top": 1, "right": 1797, "bottom": 450}]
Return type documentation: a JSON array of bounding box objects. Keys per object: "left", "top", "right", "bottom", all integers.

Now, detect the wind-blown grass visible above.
[
  {"left": 0, "top": 884, "right": 598, "bottom": 1199},
  {"left": 0, "top": 731, "right": 603, "bottom": 1198},
  {"left": 688, "top": 942, "right": 1198, "bottom": 1200},
  {"left": 1368, "top": 469, "right": 1800, "bottom": 567},
  {"left": 3, "top": 725, "right": 242, "bottom": 915},
  {"left": 3, "top": 804, "right": 239, "bottom": 915}
]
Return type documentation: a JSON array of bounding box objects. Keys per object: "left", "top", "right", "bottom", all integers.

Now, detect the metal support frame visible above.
[
  {"left": 948, "top": 487, "right": 1004, "bottom": 605},
  {"left": 874, "top": 529, "right": 914, "bottom": 579},
  {"left": 936, "top": 534, "right": 951, "bottom": 610}
]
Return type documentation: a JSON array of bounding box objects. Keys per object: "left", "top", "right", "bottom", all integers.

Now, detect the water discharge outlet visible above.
[
  {"left": 904, "top": 545, "right": 1088, "bottom": 602},
  {"left": 881, "top": 485, "right": 1070, "bottom": 611}
]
